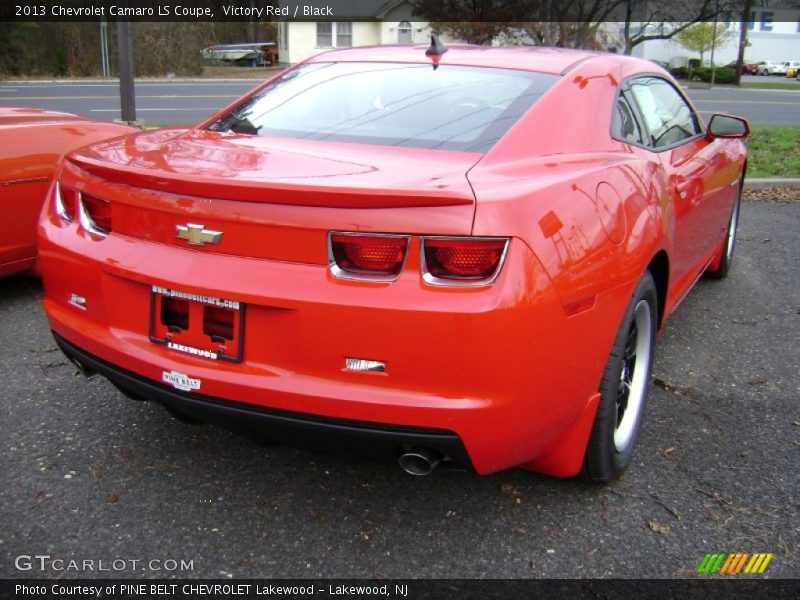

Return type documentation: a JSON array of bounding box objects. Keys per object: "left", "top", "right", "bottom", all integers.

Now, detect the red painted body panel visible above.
[
  {"left": 0, "top": 108, "right": 134, "bottom": 277},
  {"left": 306, "top": 44, "right": 593, "bottom": 74},
  {"left": 67, "top": 129, "right": 480, "bottom": 209},
  {"left": 38, "top": 49, "right": 747, "bottom": 476}
]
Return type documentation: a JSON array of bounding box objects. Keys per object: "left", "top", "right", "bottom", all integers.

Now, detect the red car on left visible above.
[{"left": 0, "top": 107, "right": 134, "bottom": 277}]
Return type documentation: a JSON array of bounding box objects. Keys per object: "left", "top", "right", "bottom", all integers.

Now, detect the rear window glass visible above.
[{"left": 207, "top": 62, "right": 559, "bottom": 152}]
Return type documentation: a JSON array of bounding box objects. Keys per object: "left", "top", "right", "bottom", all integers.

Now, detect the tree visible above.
[
  {"left": 675, "top": 22, "right": 732, "bottom": 65},
  {"left": 620, "top": 0, "right": 725, "bottom": 55},
  {"left": 411, "top": 0, "right": 533, "bottom": 44},
  {"left": 411, "top": 0, "right": 624, "bottom": 47},
  {"left": 410, "top": 0, "right": 730, "bottom": 54}
]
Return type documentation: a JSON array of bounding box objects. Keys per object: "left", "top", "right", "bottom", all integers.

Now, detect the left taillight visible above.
[
  {"left": 53, "top": 183, "right": 112, "bottom": 237},
  {"left": 54, "top": 182, "right": 77, "bottom": 222},
  {"left": 78, "top": 193, "right": 112, "bottom": 236},
  {"left": 329, "top": 232, "right": 410, "bottom": 281}
]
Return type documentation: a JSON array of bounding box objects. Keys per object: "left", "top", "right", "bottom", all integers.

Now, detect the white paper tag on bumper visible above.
[{"left": 162, "top": 370, "right": 201, "bottom": 392}]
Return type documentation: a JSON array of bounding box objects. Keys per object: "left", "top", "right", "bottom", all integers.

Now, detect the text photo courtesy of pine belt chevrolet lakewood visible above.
[{"left": 37, "top": 42, "right": 749, "bottom": 483}]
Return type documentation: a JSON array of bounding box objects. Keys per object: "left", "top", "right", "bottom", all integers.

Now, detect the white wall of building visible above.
[
  {"left": 629, "top": 6, "right": 800, "bottom": 66},
  {"left": 279, "top": 22, "right": 378, "bottom": 64},
  {"left": 353, "top": 22, "right": 381, "bottom": 47},
  {"left": 280, "top": 21, "right": 455, "bottom": 64},
  {"left": 378, "top": 21, "right": 436, "bottom": 45}
]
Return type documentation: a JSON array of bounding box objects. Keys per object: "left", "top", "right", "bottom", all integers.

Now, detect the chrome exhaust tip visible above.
[
  {"left": 69, "top": 356, "right": 97, "bottom": 379},
  {"left": 398, "top": 447, "right": 442, "bottom": 476}
]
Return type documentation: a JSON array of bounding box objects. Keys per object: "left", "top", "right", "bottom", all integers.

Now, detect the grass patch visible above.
[
  {"left": 740, "top": 81, "right": 800, "bottom": 91},
  {"left": 201, "top": 65, "right": 284, "bottom": 79},
  {"left": 676, "top": 80, "right": 800, "bottom": 90},
  {"left": 746, "top": 126, "right": 800, "bottom": 178}
]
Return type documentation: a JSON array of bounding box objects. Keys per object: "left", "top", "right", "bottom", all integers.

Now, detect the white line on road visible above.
[
  {"left": 90, "top": 108, "right": 220, "bottom": 112},
  {"left": 693, "top": 99, "right": 799, "bottom": 105},
  {"left": 1, "top": 95, "right": 239, "bottom": 100},
  {"left": 2, "top": 83, "right": 257, "bottom": 88}
]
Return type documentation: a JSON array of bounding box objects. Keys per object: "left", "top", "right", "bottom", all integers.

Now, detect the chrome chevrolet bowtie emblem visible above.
[{"left": 176, "top": 223, "right": 223, "bottom": 246}]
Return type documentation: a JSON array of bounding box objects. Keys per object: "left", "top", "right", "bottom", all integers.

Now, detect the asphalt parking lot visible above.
[{"left": 0, "top": 201, "right": 797, "bottom": 580}]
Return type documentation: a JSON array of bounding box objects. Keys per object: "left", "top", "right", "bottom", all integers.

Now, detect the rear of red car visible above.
[{"left": 38, "top": 50, "right": 619, "bottom": 476}]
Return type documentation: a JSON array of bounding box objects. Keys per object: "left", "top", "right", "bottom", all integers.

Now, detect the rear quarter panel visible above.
[{"left": 0, "top": 119, "right": 135, "bottom": 276}]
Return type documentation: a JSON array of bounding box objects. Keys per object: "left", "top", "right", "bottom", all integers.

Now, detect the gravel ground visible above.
[
  {"left": 0, "top": 202, "right": 797, "bottom": 580},
  {"left": 743, "top": 186, "right": 800, "bottom": 204}
]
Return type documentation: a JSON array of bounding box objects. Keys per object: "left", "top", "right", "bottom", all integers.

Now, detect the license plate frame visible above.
[{"left": 148, "top": 285, "right": 245, "bottom": 363}]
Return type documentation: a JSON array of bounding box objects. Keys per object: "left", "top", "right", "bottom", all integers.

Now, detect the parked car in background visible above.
[
  {"left": 39, "top": 45, "right": 749, "bottom": 483},
  {"left": 784, "top": 61, "right": 800, "bottom": 78},
  {"left": 726, "top": 61, "right": 757, "bottom": 75},
  {"left": 756, "top": 60, "right": 786, "bottom": 75},
  {"left": 0, "top": 108, "right": 134, "bottom": 277}
]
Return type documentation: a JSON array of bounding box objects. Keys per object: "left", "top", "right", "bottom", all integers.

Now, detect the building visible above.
[
  {"left": 626, "top": 6, "right": 800, "bottom": 66},
  {"left": 276, "top": 2, "right": 799, "bottom": 68},
  {"left": 277, "top": 0, "right": 450, "bottom": 64}
]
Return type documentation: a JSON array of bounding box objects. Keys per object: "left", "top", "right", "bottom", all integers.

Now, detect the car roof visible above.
[{"left": 306, "top": 44, "right": 601, "bottom": 75}]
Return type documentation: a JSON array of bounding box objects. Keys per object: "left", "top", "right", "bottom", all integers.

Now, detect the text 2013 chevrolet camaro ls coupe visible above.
[{"left": 39, "top": 44, "right": 749, "bottom": 482}]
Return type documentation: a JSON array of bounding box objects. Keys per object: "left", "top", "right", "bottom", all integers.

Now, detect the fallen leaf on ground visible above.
[{"left": 648, "top": 521, "right": 669, "bottom": 535}]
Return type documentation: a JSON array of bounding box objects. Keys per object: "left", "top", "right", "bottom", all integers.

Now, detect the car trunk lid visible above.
[
  {"left": 60, "top": 129, "right": 481, "bottom": 265},
  {"left": 66, "top": 128, "right": 480, "bottom": 209}
]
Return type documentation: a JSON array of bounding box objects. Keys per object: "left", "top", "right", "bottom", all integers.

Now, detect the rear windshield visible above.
[{"left": 207, "top": 62, "right": 558, "bottom": 152}]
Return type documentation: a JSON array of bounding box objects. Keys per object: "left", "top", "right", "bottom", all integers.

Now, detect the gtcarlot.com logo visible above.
[
  {"left": 696, "top": 552, "right": 774, "bottom": 575},
  {"left": 14, "top": 554, "right": 194, "bottom": 573}
]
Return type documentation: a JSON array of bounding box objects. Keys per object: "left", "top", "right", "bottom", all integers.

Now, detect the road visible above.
[
  {"left": 689, "top": 86, "right": 800, "bottom": 126},
  {"left": 0, "top": 81, "right": 256, "bottom": 126},
  {"left": 1, "top": 78, "right": 799, "bottom": 126},
  {"left": 1, "top": 201, "right": 797, "bottom": 579}
]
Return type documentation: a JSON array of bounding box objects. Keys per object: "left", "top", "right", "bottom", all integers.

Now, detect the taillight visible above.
[
  {"left": 54, "top": 182, "right": 77, "bottom": 222},
  {"left": 79, "top": 193, "right": 112, "bottom": 235},
  {"left": 329, "top": 232, "right": 409, "bottom": 281},
  {"left": 421, "top": 237, "right": 508, "bottom": 285}
]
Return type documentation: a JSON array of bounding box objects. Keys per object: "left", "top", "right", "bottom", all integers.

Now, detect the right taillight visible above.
[
  {"left": 329, "top": 232, "right": 410, "bottom": 281},
  {"left": 421, "top": 236, "right": 509, "bottom": 286},
  {"left": 78, "top": 193, "right": 112, "bottom": 236}
]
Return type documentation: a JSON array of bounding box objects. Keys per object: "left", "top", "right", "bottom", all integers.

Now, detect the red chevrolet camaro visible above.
[
  {"left": 0, "top": 108, "right": 134, "bottom": 277},
  {"left": 38, "top": 44, "right": 748, "bottom": 482}
]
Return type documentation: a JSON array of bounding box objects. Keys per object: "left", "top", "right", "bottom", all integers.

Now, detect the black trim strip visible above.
[
  {"left": 611, "top": 72, "right": 706, "bottom": 152},
  {"left": 53, "top": 332, "right": 474, "bottom": 471}
]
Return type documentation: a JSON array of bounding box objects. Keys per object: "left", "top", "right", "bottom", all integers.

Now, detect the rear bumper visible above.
[
  {"left": 54, "top": 331, "right": 474, "bottom": 471},
  {"left": 39, "top": 203, "right": 627, "bottom": 475}
]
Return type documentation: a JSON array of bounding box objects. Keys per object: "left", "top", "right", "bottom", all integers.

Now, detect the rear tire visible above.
[{"left": 583, "top": 273, "right": 657, "bottom": 483}]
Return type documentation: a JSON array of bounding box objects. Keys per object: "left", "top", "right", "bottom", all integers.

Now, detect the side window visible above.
[
  {"left": 612, "top": 91, "right": 643, "bottom": 145},
  {"left": 628, "top": 77, "right": 701, "bottom": 148}
]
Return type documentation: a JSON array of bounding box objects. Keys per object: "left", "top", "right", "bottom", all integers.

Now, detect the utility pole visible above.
[
  {"left": 734, "top": 0, "right": 752, "bottom": 86},
  {"left": 99, "top": 19, "right": 110, "bottom": 77},
  {"left": 248, "top": 0, "right": 256, "bottom": 42},
  {"left": 117, "top": 19, "right": 136, "bottom": 123},
  {"left": 709, "top": 0, "right": 720, "bottom": 86}
]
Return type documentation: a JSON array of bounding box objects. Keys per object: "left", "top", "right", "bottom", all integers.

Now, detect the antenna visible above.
[
  {"left": 425, "top": 35, "right": 448, "bottom": 70},
  {"left": 425, "top": 35, "right": 448, "bottom": 56}
]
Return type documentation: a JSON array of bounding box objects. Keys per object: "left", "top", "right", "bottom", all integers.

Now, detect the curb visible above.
[{"left": 743, "top": 178, "right": 800, "bottom": 189}]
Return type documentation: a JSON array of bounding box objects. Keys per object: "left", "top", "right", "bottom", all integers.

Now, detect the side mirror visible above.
[{"left": 707, "top": 114, "right": 750, "bottom": 139}]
